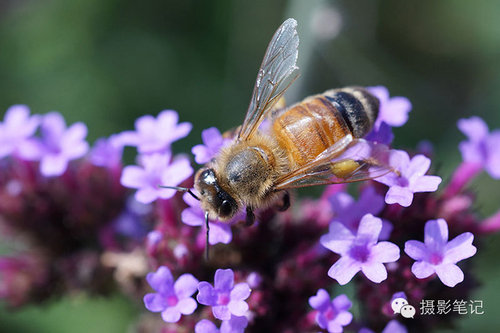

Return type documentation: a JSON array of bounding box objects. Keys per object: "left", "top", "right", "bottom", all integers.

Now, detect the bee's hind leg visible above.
[
  {"left": 245, "top": 206, "right": 256, "bottom": 226},
  {"left": 278, "top": 191, "right": 290, "bottom": 212}
]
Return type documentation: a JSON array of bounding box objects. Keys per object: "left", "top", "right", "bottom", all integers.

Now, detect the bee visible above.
[{"left": 165, "top": 19, "right": 392, "bottom": 239}]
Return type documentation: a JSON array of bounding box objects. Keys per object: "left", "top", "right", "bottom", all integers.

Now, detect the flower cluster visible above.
[{"left": 1, "top": 86, "right": 499, "bottom": 333}]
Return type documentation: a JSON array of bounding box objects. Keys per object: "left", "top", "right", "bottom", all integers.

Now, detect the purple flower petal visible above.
[
  {"left": 457, "top": 116, "right": 488, "bottom": 141},
  {"left": 334, "top": 311, "right": 353, "bottom": 326},
  {"left": 181, "top": 208, "right": 203, "bottom": 226},
  {"left": 309, "top": 289, "right": 331, "bottom": 311},
  {"left": 404, "top": 240, "right": 428, "bottom": 261},
  {"left": 227, "top": 300, "right": 249, "bottom": 316},
  {"left": 136, "top": 187, "right": 160, "bottom": 204},
  {"left": 174, "top": 274, "right": 199, "bottom": 298},
  {"left": 177, "top": 297, "right": 197, "bottom": 315},
  {"left": 385, "top": 186, "right": 414, "bottom": 207},
  {"left": 161, "top": 307, "right": 182, "bottom": 323},
  {"left": 230, "top": 283, "right": 251, "bottom": 301},
  {"left": 144, "top": 293, "right": 168, "bottom": 312},
  {"left": 320, "top": 222, "right": 355, "bottom": 255},
  {"left": 444, "top": 232, "right": 476, "bottom": 263},
  {"left": 214, "top": 269, "right": 234, "bottom": 291},
  {"left": 435, "top": 263, "right": 464, "bottom": 287},
  {"left": 213, "top": 305, "right": 232, "bottom": 321},
  {"left": 40, "top": 154, "right": 69, "bottom": 177},
  {"left": 355, "top": 214, "right": 382, "bottom": 245},
  {"left": 197, "top": 281, "right": 218, "bottom": 305},
  {"left": 424, "top": 219, "right": 448, "bottom": 251},
  {"left": 370, "top": 242, "right": 400, "bottom": 263},
  {"left": 411, "top": 261, "right": 435, "bottom": 279},
  {"left": 410, "top": 175, "right": 442, "bottom": 192},
  {"left": 146, "top": 266, "right": 174, "bottom": 294},
  {"left": 332, "top": 294, "right": 352, "bottom": 312},
  {"left": 220, "top": 315, "right": 248, "bottom": 333},
  {"left": 328, "top": 256, "right": 361, "bottom": 285},
  {"left": 361, "top": 261, "right": 388, "bottom": 283},
  {"left": 195, "top": 320, "right": 219, "bottom": 333}
]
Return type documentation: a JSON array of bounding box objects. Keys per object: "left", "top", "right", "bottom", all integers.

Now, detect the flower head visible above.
[
  {"left": 308, "top": 289, "right": 353, "bottom": 333},
  {"left": 375, "top": 150, "right": 442, "bottom": 207},
  {"left": 404, "top": 219, "right": 477, "bottom": 287},
  {"left": 192, "top": 127, "right": 231, "bottom": 164},
  {"left": 181, "top": 192, "right": 245, "bottom": 245},
  {"left": 143, "top": 266, "right": 199, "bottom": 323},
  {"left": 19, "top": 112, "right": 89, "bottom": 176},
  {"left": 320, "top": 214, "right": 400, "bottom": 285},
  {"left": 197, "top": 268, "right": 251, "bottom": 320},
  {"left": 119, "top": 110, "right": 192, "bottom": 154},
  {"left": 0, "top": 105, "right": 40, "bottom": 159},
  {"left": 457, "top": 116, "right": 500, "bottom": 179},
  {"left": 120, "top": 152, "right": 193, "bottom": 204},
  {"left": 195, "top": 315, "right": 249, "bottom": 333}
]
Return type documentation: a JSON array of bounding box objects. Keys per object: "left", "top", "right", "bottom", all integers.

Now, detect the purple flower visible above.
[
  {"left": 119, "top": 110, "right": 192, "bottom": 154},
  {"left": 143, "top": 266, "right": 198, "bottom": 322},
  {"left": 0, "top": 105, "right": 40, "bottom": 159},
  {"left": 404, "top": 219, "right": 477, "bottom": 287},
  {"left": 19, "top": 112, "right": 89, "bottom": 176},
  {"left": 328, "top": 186, "right": 393, "bottom": 240},
  {"left": 457, "top": 116, "right": 500, "bottom": 179},
  {"left": 367, "top": 86, "right": 412, "bottom": 129},
  {"left": 195, "top": 316, "right": 249, "bottom": 333},
  {"left": 181, "top": 192, "right": 245, "bottom": 245},
  {"left": 320, "top": 214, "right": 400, "bottom": 285},
  {"left": 120, "top": 152, "right": 193, "bottom": 204},
  {"left": 359, "top": 320, "right": 408, "bottom": 333},
  {"left": 197, "top": 268, "right": 251, "bottom": 320},
  {"left": 308, "top": 289, "right": 353, "bottom": 333},
  {"left": 192, "top": 127, "right": 231, "bottom": 164},
  {"left": 375, "top": 150, "right": 442, "bottom": 207},
  {"left": 89, "top": 134, "right": 124, "bottom": 168}
]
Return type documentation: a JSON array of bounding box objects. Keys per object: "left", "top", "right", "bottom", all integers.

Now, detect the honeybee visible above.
[{"left": 166, "top": 18, "right": 393, "bottom": 231}]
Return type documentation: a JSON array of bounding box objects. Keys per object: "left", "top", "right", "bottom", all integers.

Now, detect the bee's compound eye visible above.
[{"left": 220, "top": 200, "right": 233, "bottom": 217}]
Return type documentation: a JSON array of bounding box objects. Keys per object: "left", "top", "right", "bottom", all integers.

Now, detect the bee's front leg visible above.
[{"left": 278, "top": 191, "right": 290, "bottom": 212}]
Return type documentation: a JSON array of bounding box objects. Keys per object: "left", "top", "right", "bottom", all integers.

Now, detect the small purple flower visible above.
[
  {"left": 181, "top": 192, "right": 245, "bottom": 245},
  {"left": 308, "top": 289, "right": 353, "bottom": 333},
  {"left": 328, "top": 186, "right": 393, "bottom": 240},
  {"left": 192, "top": 127, "right": 231, "bottom": 164},
  {"left": 197, "top": 268, "right": 251, "bottom": 320},
  {"left": 320, "top": 214, "right": 400, "bottom": 285},
  {"left": 120, "top": 152, "right": 193, "bottom": 204},
  {"left": 143, "top": 266, "right": 199, "bottom": 323},
  {"left": 375, "top": 150, "right": 442, "bottom": 207},
  {"left": 404, "top": 219, "right": 477, "bottom": 287},
  {"left": 367, "top": 86, "right": 412, "bottom": 129},
  {"left": 89, "top": 134, "right": 124, "bottom": 168},
  {"left": 195, "top": 316, "right": 249, "bottom": 333},
  {"left": 457, "top": 116, "right": 500, "bottom": 179},
  {"left": 119, "top": 110, "right": 192, "bottom": 154},
  {"left": 0, "top": 105, "right": 40, "bottom": 159},
  {"left": 19, "top": 112, "right": 89, "bottom": 177}
]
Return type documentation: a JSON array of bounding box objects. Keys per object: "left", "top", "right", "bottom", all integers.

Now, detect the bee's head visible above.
[{"left": 194, "top": 167, "right": 238, "bottom": 221}]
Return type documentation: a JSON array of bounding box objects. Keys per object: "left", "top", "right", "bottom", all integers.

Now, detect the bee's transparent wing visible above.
[
  {"left": 274, "top": 136, "right": 394, "bottom": 190},
  {"left": 237, "top": 18, "right": 300, "bottom": 141}
]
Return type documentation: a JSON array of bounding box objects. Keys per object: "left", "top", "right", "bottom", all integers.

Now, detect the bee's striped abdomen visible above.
[{"left": 271, "top": 86, "right": 379, "bottom": 168}]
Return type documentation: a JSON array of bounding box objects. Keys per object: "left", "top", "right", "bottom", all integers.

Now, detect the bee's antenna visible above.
[
  {"left": 157, "top": 185, "right": 200, "bottom": 201},
  {"left": 205, "top": 211, "right": 210, "bottom": 261}
]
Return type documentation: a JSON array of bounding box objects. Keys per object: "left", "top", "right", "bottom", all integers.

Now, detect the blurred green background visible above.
[{"left": 1, "top": 0, "right": 499, "bottom": 332}]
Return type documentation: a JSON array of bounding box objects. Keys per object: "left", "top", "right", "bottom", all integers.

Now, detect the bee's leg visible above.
[
  {"left": 245, "top": 206, "right": 255, "bottom": 226},
  {"left": 278, "top": 191, "right": 290, "bottom": 212}
]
